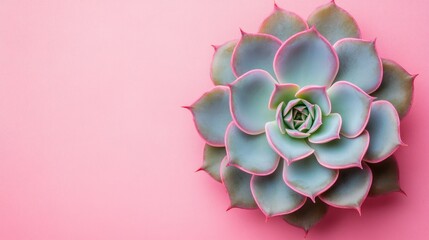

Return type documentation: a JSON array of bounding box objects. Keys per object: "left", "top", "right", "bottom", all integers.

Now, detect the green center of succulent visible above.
[{"left": 276, "top": 99, "right": 322, "bottom": 138}]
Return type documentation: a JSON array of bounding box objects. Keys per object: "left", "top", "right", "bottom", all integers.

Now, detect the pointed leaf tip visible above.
[
  {"left": 273, "top": 1, "right": 280, "bottom": 10},
  {"left": 356, "top": 206, "right": 362, "bottom": 216},
  {"left": 283, "top": 199, "right": 328, "bottom": 234},
  {"left": 304, "top": 231, "right": 309, "bottom": 238},
  {"left": 239, "top": 28, "right": 247, "bottom": 36}
]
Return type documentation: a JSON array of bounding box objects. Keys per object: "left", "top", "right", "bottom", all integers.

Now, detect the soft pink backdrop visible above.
[{"left": 0, "top": 0, "right": 427, "bottom": 239}]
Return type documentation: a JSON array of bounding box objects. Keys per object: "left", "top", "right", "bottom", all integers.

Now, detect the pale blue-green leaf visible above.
[{"left": 226, "top": 122, "right": 280, "bottom": 175}]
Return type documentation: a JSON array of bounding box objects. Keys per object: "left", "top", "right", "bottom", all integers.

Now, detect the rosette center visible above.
[{"left": 276, "top": 99, "right": 322, "bottom": 138}]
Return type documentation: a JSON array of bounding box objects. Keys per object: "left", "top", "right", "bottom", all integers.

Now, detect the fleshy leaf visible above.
[
  {"left": 265, "top": 121, "right": 314, "bottom": 164},
  {"left": 188, "top": 86, "right": 232, "bottom": 146},
  {"left": 283, "top": 199, "right": 328, "bottom": 233},
  {"left": 199, "top": 144, "right": 226, "bottom": 182},
  {"left": 276, "top": 102, "right": 287, "bottom": 134},
  {"left": 308, "top": 113, "right": 342, "bottom": 144},
  {"left": 274, "top": 28, "right": 339, "bottom": 87},
  {"left": 283, "top": 154, "right": 339, "bottom": 201},
  {"left": 259, "top": 4, "right": 308, "bottom": 42},
  {"left": 308, "top": 104, "right": 323, "bottom": 134},
  {"left": 269, "top": 83, "right": 300, "bottom": 110},
  {"left": 220, "top": 158, "right": 257, "bottom": 209},
  {"left": 230, "top": 70, "right": 276, "bottom": 135},
  {"left": 320, "top": 163, "right": 372, "bottom": 212},
  {"left": 368, "top": 155, "right": 402, "bottom": 197},
  {"left": 334, "top": 39, "right": 382, "bottom": 94},
  {"left": 307, "top": 1, "right": 361, "bottom": 44},
  {"left": 371, "top": 59, "right": 416, "bottom": 118},
  {"left": 231, "top": 32, "right": 281, "bottom": 77},
  {"left": 328, "top": 81, "right": 373, "bottom": 138},
  {"left": 225, "top": 122, "right": 280, "bottom": 176},
  {"left": 251, "top": 160, "right": 306, "bottom": 217},
  {"left": 295, "top": 86, "right": 331, "bottom": 115},
  {"left": 211, "top": 40, "right": 238, "bottom": 85},
  {"left": 364, "top": 101, "right": 403, "bottom": 163},
  {"left": 309, "top": 131, "right": 369, "bottom": 169},
  {"left": 285, "top": 129, "right": 310, "bottom": 139}
]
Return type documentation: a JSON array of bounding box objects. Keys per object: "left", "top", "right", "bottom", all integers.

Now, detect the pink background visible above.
[{"left": 0, "top": 0, "right": 427, "bottom": 239}]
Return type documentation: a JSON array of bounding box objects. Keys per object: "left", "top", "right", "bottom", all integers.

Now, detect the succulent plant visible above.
[{"left": 185, "top": 1, "right": 415, "bottom": 233}]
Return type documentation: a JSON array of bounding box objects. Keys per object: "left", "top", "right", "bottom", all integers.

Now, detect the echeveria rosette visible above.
[{"left": 185, "top": 1, "right": 414, "bottom": 233}]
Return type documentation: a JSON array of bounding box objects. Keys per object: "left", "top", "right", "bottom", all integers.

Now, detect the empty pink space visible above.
[{"left": 0, "top": 0, "right": 427, "bottom": 239}]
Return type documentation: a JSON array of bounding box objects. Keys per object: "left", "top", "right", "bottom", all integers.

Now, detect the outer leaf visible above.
[
  {"left": 211, "top": 40, "right": 238, "bottom": 85},
  {"left": 364, "top": 101, "right": 404, "bottom": 163},
  {"left": 220, "top": 158, "right": 257, "bottom": 209},
  {"left": 283, "top": 154, "right": 338, "bottom": 201},
  {"left": 371, "top": 59, "right": 416, "bottom": 118},
  {"left": 274, "top": 28, "right": 339, "bottom": 87},
  {"left": 368, "top": 155, "right": 403, "bottom": 196},
  {"left": 307, "top": 1, "right": 361, "bottom": 44},
  {"left": 251, "top": 160, "right": 306, "bottom": 217},
  {"left": 333, "top": 38, "right": 382, "bottom": 94},
  {"left": 230, "top": 70, "right": 276, "bottom": 135},
  {"left": 225, "top": 122, "right": 280, "bottom": 176},
  {"left": 232, "top": 32, "right": 281, "bottom": 77},
  {"left": 259, "top": 4, "right": 308, "bottom": 41},
  {"left": 199, "top": 144, "right": 226, "bottom": 182},
  {"left": 187, "top": 86, "right": 232, "bottom": 146},
  {"left": 320, "top": 163, "right": 372, "bottom": 213},
  {"left": 283, "top": 199, "right": 328, "bottom": 233}
]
